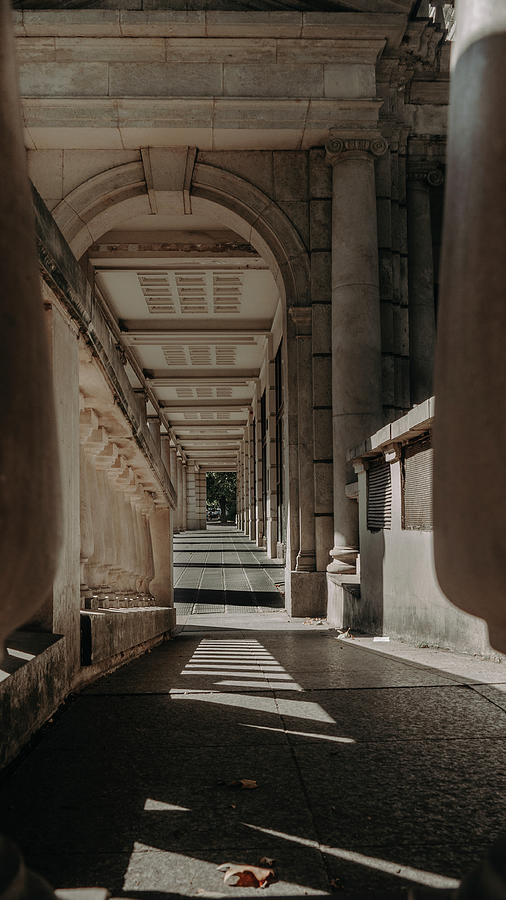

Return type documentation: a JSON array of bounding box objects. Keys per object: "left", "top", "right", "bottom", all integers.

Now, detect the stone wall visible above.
[{"left": 333, "top": 401, "right": 499, "bottom": 657}]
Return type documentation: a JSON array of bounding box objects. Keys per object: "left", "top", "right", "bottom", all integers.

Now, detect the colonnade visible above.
[
  {"left": 236, "top": 355, "right": 282, "bottom": 559},
  {"left": 79, "top": 405, "right": 172, "bottom": 608}
]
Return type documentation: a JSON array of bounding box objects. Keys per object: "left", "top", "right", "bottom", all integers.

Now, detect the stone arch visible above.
[
  {"left": 52, "top": 158, "right": 310, "bottom": 308},
  {"left": 52, "top": 161, "right": 149, "bottom": 261}
]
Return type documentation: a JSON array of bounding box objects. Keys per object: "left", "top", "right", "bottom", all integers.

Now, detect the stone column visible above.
[
  {"left": 290, "top": 309, "right": 316, "bottom": 572},
  {"left": 265, "top": 353, "right": 278, "bottom": 558},
  {"left": 149, "top": 506, "right": 173, "bottom": 607},
  {"left": 254, "top": 390, "right": 265, "bottom": 547},
  {"left": 160, "top": 434, "right": 171, "bottom": 476},
  {"left": 176, "top": 457, "right": 184, "bottom": 533},
  {"left": 242, "top": 438, "right": 247, "bottom": 531},
  {"left": 170, "top": 446, "right": 179, "bottom": 532},
  {"left": 147, "top": 415, "right": 161, "bottom": 456},
  {"left": 0, "top": 0, "right": 61, "bottom": 647},
  {"left": 326, "top": 131, "right": 386, "bottom": 574},
  {"left": 248, "top": 415, "right": 256, "bottom": 541},
  {"left": 79, "top": 447, "right": 94, "bottom": 603},
  {"left": 407, "top": 165, "right": 441, "bottom": 404},
  {"left": 181, "top": 460, "right": 187, "bottom": 532},
  {"left": 434, "top": 0, "right": 506, "bottom": 653}
]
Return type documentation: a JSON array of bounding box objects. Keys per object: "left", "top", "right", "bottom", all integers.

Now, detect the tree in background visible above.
[{"left": 206, "top": 472, "right": 237, "bottom": 523}]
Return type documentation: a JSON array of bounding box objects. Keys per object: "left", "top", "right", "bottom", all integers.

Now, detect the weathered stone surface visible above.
[
  {"left": 110, "top": 62, "right": 223, "bottom": 97},
  {"left": 80, "top": 607, "right": 175, "bottom": 665}
]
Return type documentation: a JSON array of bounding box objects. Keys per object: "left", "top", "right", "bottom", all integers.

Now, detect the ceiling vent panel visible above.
[
  {"left": 162, "top": 345, "right": 187, "bottom": 366},
  {"left": 216, "top": 346, "right": 237, "bottom": 366}
]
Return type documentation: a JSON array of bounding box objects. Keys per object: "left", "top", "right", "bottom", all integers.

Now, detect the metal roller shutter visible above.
[
  {"left": 403, "top": 434, "right": 433, "bottom": 530},
  {"left": 367, "top": 459, "right": 392, "bottom": 531}
]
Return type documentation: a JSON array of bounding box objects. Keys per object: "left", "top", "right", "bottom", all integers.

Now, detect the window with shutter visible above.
[
  {"left": 367, "top": 459, "right": 392, "bottom": 531},
  {"left": 402, "top": 434, "right": 433, "bottom": 530}
]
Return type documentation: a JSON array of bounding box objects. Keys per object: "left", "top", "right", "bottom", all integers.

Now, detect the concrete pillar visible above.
[
  {"left": 79, "top": 446, "right": 95, "bottom": 603},
  {"left": 254, "top": 391, "right": 265, "bottom": 547},
  {"left": 375, "top": 148, "right": 396, "bottom": 419},
  {"left": 241, "top": 440, "right": 247, "bottom": 532},
  {"left": 248, "top": 417, "right": 256, "bottom": 541},
  {"left": 149, "top": 506, "right": 173, "bottom": 607},
  {"left": 265, "top": 356, "right": 278, "bottom": 557},
  {"left": 407, "top": 167, "right": 440, "bottom": 404},
  {"left": 160, "top": 435, "right": 171, "bottom": 476},
  {"left": 85, "top": 457, "right": 106, "bottom": 594},
  {"left": 147, "top": 415, "right": 161, "bottom": 456},
  {"left": 0, "top": 0, "right": 61, "bottom": 648},
  {"left": 326, "top": 131, "right": 386, "bottom": 574},
  {"left": 181, "top": 461, "right": 187, "bottom": 531},
  {"left": 176, "top": 457, "right": 184, "bottom": 533},
  {"left": 290, "top": 309, "right": 316, "bottom": 572},
  {"left": 434, "top": 0, "right": 506, "bottom": 654},
  {"left": 170, "top": 446, "right": 179, "bottom": 532},
  {"left": 0, "top": 5, "right": 63, "bottom": 890}
]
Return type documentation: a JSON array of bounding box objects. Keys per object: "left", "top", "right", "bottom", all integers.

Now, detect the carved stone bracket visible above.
[{"left": 325, "top": 129, "right": 388, "bottom": 166}]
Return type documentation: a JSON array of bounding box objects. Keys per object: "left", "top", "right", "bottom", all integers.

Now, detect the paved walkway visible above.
[
  {"left": 1, "top": 530, "right": 506, "bottom": 898},
  {"left": 174, "top": 527, "right": 285, "bottom": 618}
]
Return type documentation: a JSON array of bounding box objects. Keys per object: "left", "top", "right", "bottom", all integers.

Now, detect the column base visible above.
[
  {"left": 149, "top": 576, "right": 173, "bottom": 607},
  {"left": 327, "top": 547, "right": 358, "bottom": 575},
  {"left": 286, "top": 570, "right": 327, "bottom": 618},
  {"left": 295, "top": 550, "right": 316, "bottom": 573}
]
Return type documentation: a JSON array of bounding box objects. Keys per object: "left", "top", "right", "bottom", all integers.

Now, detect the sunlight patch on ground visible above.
[
  {"left": 241, "top": 724, "right": 355, "bottom": 743},
  {"left": 143, "top": 799, "right": 191, "bottom": 812},
  {"left": 179, "top": 639, "right": 302, "bottom": 690},
  {"left": 243, "top": 826, "right": 461, "bottom": 890}
]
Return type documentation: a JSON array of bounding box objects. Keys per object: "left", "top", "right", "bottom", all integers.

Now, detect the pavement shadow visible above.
[{"left": 0, "top": 624, "right": 505, "bottom": 898}]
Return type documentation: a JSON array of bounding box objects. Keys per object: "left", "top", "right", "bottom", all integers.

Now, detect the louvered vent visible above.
[
  {"left": 367, "top": 458, "right": 392, "bottom": 531},
  {"left": 175, "top": 387, "right": 194, "bottom": 399},
  {"left": 138, "top": 272, "right": 176, "bottom": 314},
  {"left": 216, "top": 345, "right": 237, "bottom": 366},
  {"left": 162, "top": 345, "right": 187, "bottom": 366},
  {"left": 403, "top": 434, "right": 433, "bottom": 530},
  {"left": 189, "top": 345, "right": 212, "bottom": 366},
  {"left": 213, "top": 273, "right": 242, "bottom": 314}
]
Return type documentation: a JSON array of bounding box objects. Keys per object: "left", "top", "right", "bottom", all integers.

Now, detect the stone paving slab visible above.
[
  {"left": 37, "top": 692, "right": 285, "bottom": 751},
  {"left": 274, "top": 684, "right": 506, "bottom": 742},
  {"left": 292, "top": 740, "right": 506, "bottom": 852},
  {"left": 2, "top": 555, "right": 506, "bottom": 899}
]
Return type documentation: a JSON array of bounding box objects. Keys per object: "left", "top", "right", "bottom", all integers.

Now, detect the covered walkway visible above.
[
  {"left": 174, "top": 527, "right": 285, "bottom": 619},
  {"left": 1, "top": 534, "right": 505, "bottom": 899}
]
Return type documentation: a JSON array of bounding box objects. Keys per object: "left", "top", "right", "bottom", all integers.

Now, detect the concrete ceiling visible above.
[{"left": 91, "top": 219, "right": 281, "bottom": 471}]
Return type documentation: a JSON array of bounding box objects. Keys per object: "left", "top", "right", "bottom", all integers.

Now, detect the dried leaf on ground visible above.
[
  {"left": 218, "top": 863, "right": 276, "bottom": 889},
  {"left": 220, "top": 778, "right": 258, "bottom": 790},
  {"left": 336, "top": 628, "right": 352, "bottom": 640},
  {"left": 304, "top": 618, "right": 326, "bottom": 626},
  {"left": 259, "top": 857, "right": 275, "bottom": 867}
]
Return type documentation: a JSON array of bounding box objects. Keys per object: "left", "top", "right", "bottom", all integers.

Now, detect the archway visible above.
[{"left": 55, "top": 155, "right": 314, "bottom": 610}]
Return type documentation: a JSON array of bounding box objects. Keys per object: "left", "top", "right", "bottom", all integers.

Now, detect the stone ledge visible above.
[
  {"left": 347, "top": 396, "right": 435, "bottom": 461},
  {"left": 326, "top": 573, "right": 361, "bottom": 628},
  {"left": 80, "top": 607, "right": 176, "bottom": 666},
  {"left": 0, "top": 632, "right": 66, "bottom": 770}
]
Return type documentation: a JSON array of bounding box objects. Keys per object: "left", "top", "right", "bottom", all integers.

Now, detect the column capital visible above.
[
  {"left": 407, "top": 161, "right": 445, "bottom": 187},
  {"left": 325, "top": 129, "right": 388, "bottom": 166}
]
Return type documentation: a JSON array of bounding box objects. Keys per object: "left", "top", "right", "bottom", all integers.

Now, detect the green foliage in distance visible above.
[{"left": 206, "top": 471, "right": 237, "bottom": 523}]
